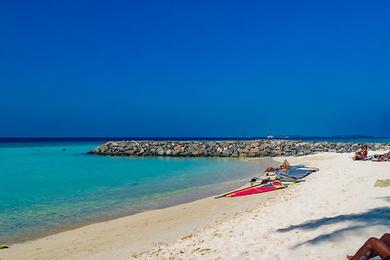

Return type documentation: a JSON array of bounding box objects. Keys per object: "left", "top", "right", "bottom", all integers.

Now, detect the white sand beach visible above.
[{"left": 1, "top": 152, "right": 389, "bottom": 260}]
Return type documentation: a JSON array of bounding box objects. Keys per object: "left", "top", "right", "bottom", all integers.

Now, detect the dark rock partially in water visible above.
[{"left": 88, "top": 140, "right": 390, "bottom": 158}]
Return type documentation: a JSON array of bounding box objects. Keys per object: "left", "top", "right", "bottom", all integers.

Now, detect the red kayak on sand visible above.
[{"left": 225, "top": 181, "right": 285, "bottom": 198}]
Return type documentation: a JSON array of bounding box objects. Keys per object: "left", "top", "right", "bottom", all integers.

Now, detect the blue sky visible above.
[{"left": 1, "top": 0, "right": 389, "bottom": 137}]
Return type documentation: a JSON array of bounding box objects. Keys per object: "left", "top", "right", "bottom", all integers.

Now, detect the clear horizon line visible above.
[{"left": 0, "top": 135, "right": 387, "bottom": 140}]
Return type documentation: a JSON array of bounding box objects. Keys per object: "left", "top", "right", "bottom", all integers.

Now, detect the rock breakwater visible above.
[{"left": 88, "top": 140, "right": 390, "bottom": 158}]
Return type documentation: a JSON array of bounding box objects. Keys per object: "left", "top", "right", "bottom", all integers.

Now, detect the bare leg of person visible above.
[{"left": 347, "top": 237, "right": 390, "bottom": 260}]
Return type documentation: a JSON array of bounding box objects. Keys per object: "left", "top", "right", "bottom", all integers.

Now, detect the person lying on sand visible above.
[
  {"left": 378, "top": 151, "right": 390, "bottom": 162},
  {"left": 250, "top": 164, "right": 285, "bottom": 185},
  {"left": 264, "top": 160, "right": 291, "bottom": 174},
  {"left": 347, "top": 233, "right": 390, "bottom": 260},
  {"left": 366, "top": 151, "right": 390, "bottom": 162},
  {"left": 353, "top": 145, "right": 368, "bottom": 161},
  {"left": 250, "top": 161, "right": 293, "bottom": 184}
]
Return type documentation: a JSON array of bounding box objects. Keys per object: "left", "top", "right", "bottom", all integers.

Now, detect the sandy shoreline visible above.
[{"left": 1, "top": 152, "right": 389, "bottom": 259}]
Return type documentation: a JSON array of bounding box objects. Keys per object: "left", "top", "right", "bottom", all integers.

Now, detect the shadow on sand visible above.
[
  {"left": 375, "top": 196, "right": 390, "bottom": 202},
  {"left": 276, "top": 204, "right": 390, "bottom": 248}
]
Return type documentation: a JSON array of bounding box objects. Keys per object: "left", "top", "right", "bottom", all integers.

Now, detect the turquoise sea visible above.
[{"left": 0, "top": 141, "right": 266, "bottom": 243}]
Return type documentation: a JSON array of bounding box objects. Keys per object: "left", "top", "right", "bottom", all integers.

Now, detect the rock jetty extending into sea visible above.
[{"left": 88, "top": 140, "right": 390, "bottom": 158}]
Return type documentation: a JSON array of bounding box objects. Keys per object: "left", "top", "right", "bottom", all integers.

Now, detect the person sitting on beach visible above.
[
  {"left": 353, "top": 145, "right": 368, "bottom": 160},
  {"left": 279, "top": 160, "right": 291, "bottom": 170},
  {"left": 347, "top": 233, "right": 390, "bottom": 260}
]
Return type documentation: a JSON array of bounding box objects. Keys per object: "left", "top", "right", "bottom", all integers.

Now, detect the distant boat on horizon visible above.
[{"left": 267, "top": 128, "right": 274, "bottom": 139}]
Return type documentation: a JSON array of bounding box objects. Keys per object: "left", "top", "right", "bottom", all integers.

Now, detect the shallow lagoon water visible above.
[{"left": 0, "top": 142, "right": 266, "bottom": 243}]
